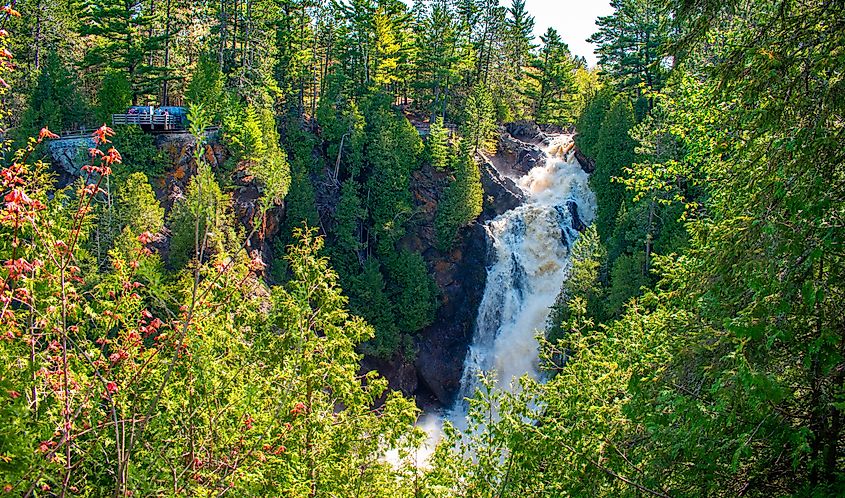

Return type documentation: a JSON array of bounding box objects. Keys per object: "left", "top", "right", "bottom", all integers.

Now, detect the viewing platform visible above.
[{"left": 111, "top": 106, "right": 187, "bottom": 132}]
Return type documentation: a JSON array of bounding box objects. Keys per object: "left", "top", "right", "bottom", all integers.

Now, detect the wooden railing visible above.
[{"left": 112, "top": 113, "right": 185, "bottom": 129}]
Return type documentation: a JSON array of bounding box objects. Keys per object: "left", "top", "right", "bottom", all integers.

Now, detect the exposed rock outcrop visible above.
[
  {"left": 567, "top": 200, "right": 587, "bottom": 232},
  {"left": 478, "top": 153, "right": 525, "bottom": 220},
  {"left": 46, "top": 136, "right": 96, "bottom": 186}
]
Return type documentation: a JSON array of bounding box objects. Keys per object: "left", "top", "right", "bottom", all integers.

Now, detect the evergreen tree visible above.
[
  {"left": 384, "top": 249, "right": 439, "bottom": 334},
  {"left": 591, "top": 95, "right": 635, "bottom": 241},
  {"left": 96, "top": 70, "right": 132, "bottom": 124},
  {"left": 461, "top": 82, "right": 496, "bottom": 153},
  {"left": 79, "top": 0, "right": 171, "bottom": 102},
  {"left": 504, "top": 0, "right": 535, "bottom": 75},
  {"left": 589, "top": 0, "right": 673, "bottom": 101},
  {"left": 412, "top": 0, "right": 469, "bottom": 120},
  {"left": 186, "top": 54, "right": 226, "bottom": 123},
  {"left": 525, "top": 28, "right": 577, "bottom": 125},
  {"left": 17, "top": 51, "right": 88, "bottom": 140},
  {"left": 281, "top": 119, "right": 320, "bottom": 247},
  {"left": 168, "top": 161, "right": 234, "bottom": 269},
  {"left": 574, "top": 88, "right": 612, "bottom": 160},
  {"left": 347, "top": 258, "right": 400, "bottom": 359},
  {"left": 333, "top": 180, "right": 365, "bottom": 260},
  {"left": 427, "top": 116, "right": 450, "bottom": 170},
  {"left": 435, "top": 142, "right": 483, "bottom": 250}
]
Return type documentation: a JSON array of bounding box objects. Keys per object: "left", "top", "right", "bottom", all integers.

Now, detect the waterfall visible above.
[
  {"left": 451, "top": 134, "right": 596, "bottom": 418},
  {"left": 386, "top": 135, "right": 595, "bottom": 468}
]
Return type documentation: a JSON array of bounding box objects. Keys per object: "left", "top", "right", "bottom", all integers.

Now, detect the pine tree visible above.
[
  {"left": 461, "top": 83, "right": 497, "bottom": 153},
  {"left": 427, "top": 116, "right": 450, "bottom": 170},
  {"left": 79, "top": 0, "right": 171, "bottom": 102},
  {"left": 525, "top": 27, "right": 577, "bottom": 125},
  {"left": 505, "top": 0, "right": 535, "bottom": 74},
  {"left": 186, "top": 54, "right": 226, "bottom": 123},
  {"left": 412, "top": 0, "right": 467, "bottom": 120},
  {"left": 17, "top": 51, "right": 89, "bottom": 140},
  {"left": 435, "top": 141, "right": 483, "bottom": 250},
  {"left": 96, "top": 70, "right": 132, "bottom": 124},
  {"left": 589, "top": 0, "right": 672, "bottom": 101}
]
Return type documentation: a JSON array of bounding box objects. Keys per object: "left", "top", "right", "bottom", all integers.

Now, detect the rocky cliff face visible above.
[{"left": 154, "top": 132, "right": 284, "bottom": 274}]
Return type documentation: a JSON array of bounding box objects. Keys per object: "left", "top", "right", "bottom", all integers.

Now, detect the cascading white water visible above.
[{"left": 451, "top": 134, "right": 596, "bottom": 417}]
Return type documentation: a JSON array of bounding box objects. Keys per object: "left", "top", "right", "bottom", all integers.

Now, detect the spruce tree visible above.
[{"left": 591, "top": 95, "right": 635, "bottom": 241}]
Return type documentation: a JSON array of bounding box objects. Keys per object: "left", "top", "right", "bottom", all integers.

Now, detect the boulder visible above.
[
  {"left": 567, "top": 200, "right": 587, "bottom": 232},
  {"left": 505, "top": 120, "right": 543, "bottom": 142}
]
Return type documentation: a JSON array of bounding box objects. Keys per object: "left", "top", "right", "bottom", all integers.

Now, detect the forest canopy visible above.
[{"left": 1, "top": 0, "right": 843, "bottom": 496}]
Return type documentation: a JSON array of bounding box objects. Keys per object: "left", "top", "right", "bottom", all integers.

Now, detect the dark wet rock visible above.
[
  {"left": 496, "top": 131, "right": 545, "bottom": 175},
  {"left": 574, "top": 145, "right": 595, "bottom": 174},
  {"left": 361, "top": 354, "right": 419, "bottom": 396},
  {"left": 478, "top": 155, "right": 525, "bottom": 220},
  {"left": 505, "top": 120, "right": 544, "bottom": 142},
  {"left": 567, "top": 200, "right": 587, "bottom": 232},
  {"left": 415, "top": 222, "right": 488, "bottom": 406}
]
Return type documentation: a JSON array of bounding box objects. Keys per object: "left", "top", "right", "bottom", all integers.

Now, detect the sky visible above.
[{"left": 524, "top": 0, "right": 614, "bottom": 67}]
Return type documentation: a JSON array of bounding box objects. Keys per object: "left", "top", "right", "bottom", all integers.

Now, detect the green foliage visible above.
[
  {"left": 265, "top": 230, "right": 419, "bottom": 495},
  {"left": 115, "top": 171, "right": 165, "bottom": 237},
  {"left": 461, "top": 83, "right": 497, "bottom": 154},
  {"left": 347, "top": 258, "right": 400, "bottom": 359},
  {"left": 574, "top": 89, "right": 612, "bottom": 160},
  {"left": 334, "top": 180, "right": 365, "bottom": 256},
  {"left": 605, "top": 250, "right": 648, "bottom": 316},
  {"left": 591, "top": 95, "right": 635, "bottom": 241},
  {"left": 17, "top": 51, "right": 89, "bottom": 140},
  {"left": 384, "top": 249, "right": 439, "bottom": 334},
  {"left": 110, "top": 125, "right": 168, "bottom": 177},
  {"left": 546, "top": 226, "right": 605, "bottom": 342},
  {"left": 95, "top": 69, "right": 132, "bottom": 124},
  {"left": 435, "top": 142, "right": 483, "bottom": 251},
  {"left": 253, "top": 107, "right": 291, "bottom": 208},
  {"left": 589, "top": 0, "right": 672, "bottom": 99},
  {"left": 525, "top": 27, "right": 577, "bottom": 125},
  {"left": 364, "top": 98, "right": 423, "bottom": 249},
  {"left": 427, "top": 116, "right": 450, "bottom": 170},
  {"left": 223, "top": 102, "right": 266, "bottom": 165},
  {"left": 80, "top": 0, "right": 172, "bottom": 101},
  {"left": 110, "top": 171, "right": 165, "bottom": 258},
  {"left": 186, "top": 54, "right": 226, "bottom": 123},
  {"left": 167, "top": 161, "right": 234, "bottom": 269},
  {"left": 222, "top": 103, "right": 290, "bottom": 209},
  {"left": 316, "top": 93, "right": 366, "bottom": 179},
  {"left": 279, "top": 119, "right": 320, "bottom": 257}
]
